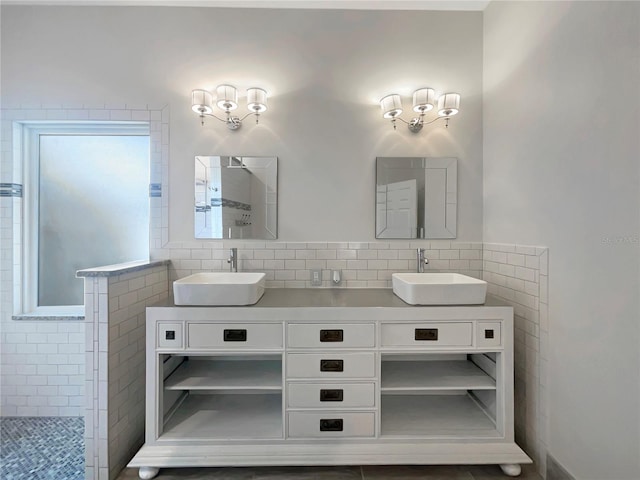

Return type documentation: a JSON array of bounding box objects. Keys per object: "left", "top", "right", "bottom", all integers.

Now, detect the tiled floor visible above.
[
  {"left": 0, "top": 416, "right": 84, "bottom": 480},
  {"left": 116, "top": 464, "right": 543, "bottom": 480},
  {"left": 0, "top": 416, "right": 542, "bottom": 480}
]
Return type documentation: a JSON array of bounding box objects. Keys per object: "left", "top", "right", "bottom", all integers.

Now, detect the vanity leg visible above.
[
  {"left": 138, "top": 467, "right": 160, "bottom": 479},
  {"left": 499, "top": 464, "right": 522, "bottom": 477}
]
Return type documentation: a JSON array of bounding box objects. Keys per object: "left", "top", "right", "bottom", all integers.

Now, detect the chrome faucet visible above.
[
  {"left": 227, "top": 248, "right": 238, "bottom": 272},
  {"left": 417, "top": 248, "right": 429, "bottom": 273}
]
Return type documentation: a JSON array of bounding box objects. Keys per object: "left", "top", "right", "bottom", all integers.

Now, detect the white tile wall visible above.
[
  {"left": 83, "top": 275, "right": 107, "bottom": 480},
  {"left": 483, "top": 243, "right": 549, "bottom": 475},
  {"left": 0, "top": 319, "right": 85, "bottom": 417},
  {"left": 1, "top": 191, "right": 84, "bottom": 416},
  {"left": 0, "top": 104, "right": 169, "bottom": 419},
  {"left": 107, "top": 266, "right": 169, "bottom": 480},
  {"left": 157, "top": 240, "right": 484, "bottom": 288},
  {"left": 83, "top": 264, "right": 169, "bottom": 480}
]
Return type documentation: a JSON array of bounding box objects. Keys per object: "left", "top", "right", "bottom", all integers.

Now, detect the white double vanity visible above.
[{"left": 128, "top": 278, "right": 531, "bottom": 479}]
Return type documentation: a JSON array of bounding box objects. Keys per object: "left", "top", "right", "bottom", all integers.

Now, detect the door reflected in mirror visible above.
[
  {"left": 195, "top": 156, "right": 277, "bottom": 239},
  {"left": 376, "top": 157, "right": 457, "bottom": 239}
]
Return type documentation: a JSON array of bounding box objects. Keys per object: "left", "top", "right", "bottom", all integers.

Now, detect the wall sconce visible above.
[
  {"left": 191, "top": 84, "right": 268, "bottom": 130},
  {"left": 380, "top": 88, "right": 460, "bottom": 132}
]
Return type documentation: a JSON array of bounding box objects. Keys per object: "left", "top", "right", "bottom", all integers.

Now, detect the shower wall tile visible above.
[{"left": 1, "top": 104, "right": 169, "bottom": 419}]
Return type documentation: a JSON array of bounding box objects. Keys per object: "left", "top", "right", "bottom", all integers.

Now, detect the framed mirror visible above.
[
  {"left": 376, "top": 157, "right": 457, "bottom": 239},
  {"left": 195, "top": 156, "right": 277, "bottom": 239}
]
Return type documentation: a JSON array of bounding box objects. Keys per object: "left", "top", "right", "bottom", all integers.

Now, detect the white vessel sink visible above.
[
  {"left": 173, "top": 272, "right": 266, "bottom": 306},
  {"left": 391, "top": 272, "right": 487, "bottom": 305}
]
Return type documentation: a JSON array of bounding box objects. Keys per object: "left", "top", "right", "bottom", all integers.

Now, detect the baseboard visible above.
[{"left": 547, "top": 454, "right": 575, "bottom": 480}]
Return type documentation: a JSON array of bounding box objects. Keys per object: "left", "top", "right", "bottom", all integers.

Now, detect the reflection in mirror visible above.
[
  {"left": 195, "top": 156, "right": 277, "bottom": 239},
  {"left": 376, "top": 157, "right": 457, "bottom": 239}
]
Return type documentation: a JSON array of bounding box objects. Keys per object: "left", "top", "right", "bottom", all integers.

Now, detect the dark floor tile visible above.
[
  {"left": 467, "top": 463, "right": 543, "bottom": 480},
  {"left": 118, "top": 466, "right": 362, "bottom": 480},
  {"left": 117, "top": 467, "right": 362, "bottom": 480},
  {"left": 362, "top": 464, "right": 473, "bottom": 480},
  {"left": 251, "top": 466, "right": 363, "bottom": 480},
  {"left": 118, "top": 463, "right": 543, "bottom": 480},
  {"left": 118, "top": 467, "right": 256, "bottom": 479}
]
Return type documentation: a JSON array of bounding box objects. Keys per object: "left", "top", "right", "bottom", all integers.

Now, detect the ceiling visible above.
[{"left": 0, "top": 0, "right": 491, "bottom": 10}]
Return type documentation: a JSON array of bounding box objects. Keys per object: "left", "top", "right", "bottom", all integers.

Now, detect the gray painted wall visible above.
[
  {"left": 483, "top": 2, "right": 640, "bottom": 478},
  {"left": 0, "top": 6, "right": 484, "bottom": 242}
]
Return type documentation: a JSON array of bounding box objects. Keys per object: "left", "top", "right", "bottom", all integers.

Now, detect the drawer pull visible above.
[
  {"left": 415, "top": 328, "right": 438, "bottom": 341},
  {"left": 320, "top": 359, "right": 344, "bottom": 372},
  {"left": 485, "top": 329, "right": 495, "bottom": 339},
  {"left": 320, "top": 329, "right": 343, "bottom": 342},
  {"left": 319, "top": 418, "right": 343, "bottom": 432},
  {"left": 319, "top": 389, "right": 344, "bottom": 402},
  {"left": 223, "top": 329, "right": 247, "bottom": 342}
]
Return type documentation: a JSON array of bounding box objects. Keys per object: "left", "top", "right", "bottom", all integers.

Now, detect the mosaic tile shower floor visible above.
[{"left": 0, "top": 417, "right": 84, "bottom": 480}]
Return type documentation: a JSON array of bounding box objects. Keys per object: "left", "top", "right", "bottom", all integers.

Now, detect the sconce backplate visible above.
[
  {"left": 226, "top": 117, "right": 242, "bottom": 130},
  {"left": 408, "top": 118, "right": 423, "bottom": 133}
]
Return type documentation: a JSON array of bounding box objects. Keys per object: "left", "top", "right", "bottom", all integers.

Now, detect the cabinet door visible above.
[
  {"left": 287, "top": 323, "right": 375, "bottom": 348},
  {"left": 381, "top": 322, "right": 472, "bottom": 348}
]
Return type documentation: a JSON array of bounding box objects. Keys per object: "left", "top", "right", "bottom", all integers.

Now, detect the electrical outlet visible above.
[{"left": 310, "top": 269, "right": 322, "bottom": 286}]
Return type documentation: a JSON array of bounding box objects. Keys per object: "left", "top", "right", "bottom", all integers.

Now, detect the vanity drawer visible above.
[
  {"left": 287, "top": 412, "right": 375, "bottom": 438},
  {"left": 287, "top": 323, "right": 375, "bottom": 348},
  {"left": 187, "top": 323, "right": 283, "bottom": 349},
  {"left": 287, "top": 383, "right": 376, "bottom": 408},
  {"left": 381, "top": 322, "right": 473, "bottom": 348},
  {"left": 286, "top": 353, "right": 375, "bottom": 378}
]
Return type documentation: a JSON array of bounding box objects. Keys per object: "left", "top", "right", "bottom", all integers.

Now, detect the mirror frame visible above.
[{"left": 375, "top": 157, "right": 457, "bottom": 239}]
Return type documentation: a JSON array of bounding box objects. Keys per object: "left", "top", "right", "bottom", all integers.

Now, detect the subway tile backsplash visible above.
[{"left": 157, "top": 241, "right": 484, "bottom": 288}]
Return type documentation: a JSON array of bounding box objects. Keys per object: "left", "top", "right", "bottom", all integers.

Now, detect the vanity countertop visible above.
[{"left": 151, "top": 288, "right": 509, "bottom": 309}]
